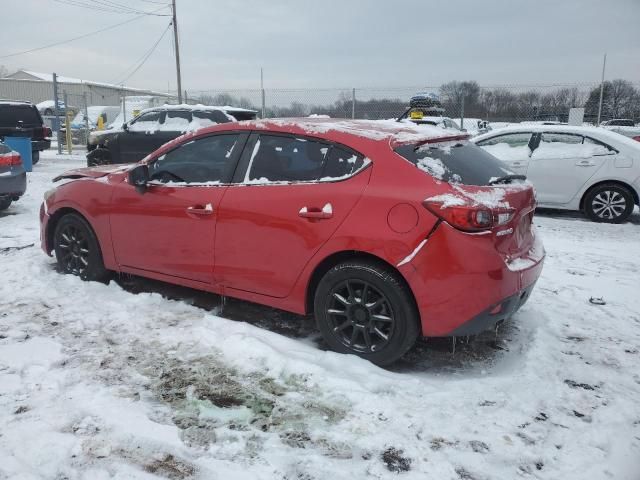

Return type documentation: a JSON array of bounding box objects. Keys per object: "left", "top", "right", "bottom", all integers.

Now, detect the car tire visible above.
[
  {"left": 0, "top": 197, "right": 12, "bottom": 211},
  {"left": 44, "top": 108, "right": 53, "bottom": 116},
  {"left": 314, "top": 260, "right": 419, "bottom": 366},
  {"left": 32, "top": 150, "right": 39, "bottom": 165},
  {"left": 53, "top": 213, "right": 110, "bottom": 282},
  {"left": 584, "top": 183, "right": 635, "bottom": 223},
  {"left": 87, "top": 148, "right": 111, "bottom": 167}
]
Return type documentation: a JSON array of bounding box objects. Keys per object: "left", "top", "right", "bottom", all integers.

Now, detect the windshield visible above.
[{"left": 394, "top": 140, "right": 513, "bottom": 186}]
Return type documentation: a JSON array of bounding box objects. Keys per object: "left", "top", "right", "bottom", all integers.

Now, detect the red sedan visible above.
[{"left": 40, "top": 119, "right": 544, "bottom": 365}]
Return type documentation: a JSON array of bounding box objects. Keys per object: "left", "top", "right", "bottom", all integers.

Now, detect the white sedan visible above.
[{"left": 472, "top": 125, "right": 640, "bottom": 223}]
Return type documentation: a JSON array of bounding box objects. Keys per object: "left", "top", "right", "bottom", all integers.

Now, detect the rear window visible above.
[
  {"left": 394, "top": 140, "right": 512, "bottom": 186},
  {"left": 0, "top": 105, "right": 42, "bottom": 126}
]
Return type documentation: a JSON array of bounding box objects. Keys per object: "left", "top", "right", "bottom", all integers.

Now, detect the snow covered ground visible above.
[{"left": 1, "top": 150, "right": 639, "bottom": 480}]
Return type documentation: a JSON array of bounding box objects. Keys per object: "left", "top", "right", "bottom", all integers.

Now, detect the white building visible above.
[{"left": 0, "top": 70, "right": 174, "bottom": 107}]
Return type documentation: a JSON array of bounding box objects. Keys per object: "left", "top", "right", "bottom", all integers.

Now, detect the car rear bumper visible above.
[
  {"left": 32, "top": 139, "right": 51, "bottom": 151},
  {"left": 447, "top": 281, "right": 537, "bottom": 336},
  {"left": 399, "top": 222, "right": 545, "bottom": 337},
  {"left": 0, "top": 167, "right": 27, "bottom": 198}
]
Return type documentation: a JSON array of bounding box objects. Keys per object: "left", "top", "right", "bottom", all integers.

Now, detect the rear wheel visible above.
[
  {"left": 584, "top": 183, "right": 634, "bottom": 223},
  {"left": 53, "top": 213, "right": 109, "bottom": 281},
  {"left": 0, "top": 197, "right": 12, "bottom": 211},
  {"left": 314, "top": 260, "right": 419, "bottom": 366},
  {"left": 32, "top": 150, "right": 39, "bottom": 165}
]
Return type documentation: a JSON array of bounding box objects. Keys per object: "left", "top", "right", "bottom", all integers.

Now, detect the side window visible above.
[
  {"left": 476, "top": 133, "right": 532, "bottom": 161},
  {"left": 160, "top": 110, "right": 192, "bottom": 132},
  {"left": 321, "top": 146, "right": 366, "bottom": 180},
  {"left": 149, "top": 134, "right": 240, "bottom": 184},
  {"left": 128, "top": 111, "right": 162, "bottom": 132},
  {"left": 477, "top": 133, "right": 532, "bottom": 147},
  {"left": 245, "top": 135, "right": 328, "bottom": 183},
  {"left": 536, "top": 133, "right": 594, "bottom": 159},
  {"left": 192, "top": 110, "right": 231, "bottom": 126},
  {"left": 584, "top": 137, "right": 615, "bottom": 155}
]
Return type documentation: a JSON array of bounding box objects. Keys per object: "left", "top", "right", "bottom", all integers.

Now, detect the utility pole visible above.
[
  {"left": 261, "top": 67, "right": 266, "bottom": 118},
  {"left": 171, "top": 0, "right": 183, "bottom": 104},
  {"left": 596, "top": 53, "right": 607, "bottom": 126}
]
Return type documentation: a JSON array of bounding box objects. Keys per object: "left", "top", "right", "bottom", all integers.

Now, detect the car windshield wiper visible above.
[{"left": 488, "top": 174, "right": 527, "bottom": 185}]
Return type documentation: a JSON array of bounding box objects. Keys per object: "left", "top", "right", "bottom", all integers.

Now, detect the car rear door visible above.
[
  {"left": 528, "top": 132, "right": 610, "bottom": 204},
  {"left": 476, "top": 132, "right": 535, "bottom": 176},
  {"left": 214, "top": 133, "right": 371, "bottom": 298},
  {"left": 109, "top": 132, "right": 248, "bottom": 284}
]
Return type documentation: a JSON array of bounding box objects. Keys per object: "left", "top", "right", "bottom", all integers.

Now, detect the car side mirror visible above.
[
  {"left": 129, "top": 164, "right": 149, "bottom": 194},
  {"left": 122, "top": 122, "right": 129, "bottom": 131}
]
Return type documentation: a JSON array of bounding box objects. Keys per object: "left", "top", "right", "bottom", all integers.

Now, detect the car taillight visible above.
[
  {"left": 0, "top": 152, "right": 22, "bottom": 167},
  {"left": 633, "top": 135, "right": 640, "bottom": 142},
  {"left": 423, "top": 199, "right": 515, "bottom": 232},
  {"left": 43, "top": 126, "right": 52, "bottom": 138}
]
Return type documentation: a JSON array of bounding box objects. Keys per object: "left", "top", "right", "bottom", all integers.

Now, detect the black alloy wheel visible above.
[
  {"left": 315, "top": 260, "right": 419, "bottom": 366},
  {"left": 53, "top": 213, "right": 109, "bottom": 281}
]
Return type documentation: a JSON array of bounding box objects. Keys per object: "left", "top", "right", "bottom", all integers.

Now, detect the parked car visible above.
[
  {"left": 61, "top": 106, "right": 120, "bottom": 145},
  {"left": 41, "top": 119, "right": 544, "bottom": 365},
  {"left": 472, "top": 125, "right": 640, "bottom": 223},
  {"left": 0, "top": 140, "right": 26, "bottom": 211},
  {"left": 36, "top": 99, "right": 66, "bottom": 116},
  {"left": 0, "top": 101, "right": 52, "bottom": 164},
  {"left": 86, "top": 104, "right": 257, "bottom": 167},
  {"left": 601, "top": 119, "right": 635, "bottom": 127}
]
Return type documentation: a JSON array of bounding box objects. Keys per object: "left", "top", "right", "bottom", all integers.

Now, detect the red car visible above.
[{"left": 40, "top": 119, "right": 544, "bottom": 365}]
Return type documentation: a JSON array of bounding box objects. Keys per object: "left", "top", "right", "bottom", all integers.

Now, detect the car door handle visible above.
[
  {"left": 186, "top": 204, "right": 214, "bottom": 216},
  {"left": 511, "top": 162, "right": 524, "bottom": 166},
  {"left": 575, "top": 160, "right": 596, "bottom": 167},
  {"left": 299, "top": 203, "right": 333, "bottom": 220}
]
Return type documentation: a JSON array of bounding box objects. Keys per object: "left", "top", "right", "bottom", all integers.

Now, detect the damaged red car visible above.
[{"left": 40, "top": 119, "right": 544, "bottom": 365}]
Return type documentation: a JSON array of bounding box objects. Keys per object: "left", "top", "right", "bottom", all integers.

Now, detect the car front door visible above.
[
  {"left": 476, "top": 132, "right": 534, "bottom": 176},
  {"left": 117, "top": 110, "right": 167, "bottom": 164},
  {"left": 109, "top": 132, "right": 248, "bottom": 284},
  {"left": 528, "top": 132, "right": 611, "bottom": 204},
  {"left": 214, "top": 133, "right": 371, "bottom": 298}
]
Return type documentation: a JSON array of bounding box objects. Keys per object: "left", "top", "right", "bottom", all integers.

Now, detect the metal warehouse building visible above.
[{"left": 0, "top": 70, "right": 173, "bottom": 106}]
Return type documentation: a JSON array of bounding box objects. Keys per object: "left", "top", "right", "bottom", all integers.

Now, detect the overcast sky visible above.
[{"left": 1, "top": 0, "right": 639, "bottom": 93}]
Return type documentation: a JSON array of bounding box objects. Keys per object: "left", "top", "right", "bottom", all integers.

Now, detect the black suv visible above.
[
  {"left": 86, "top": 105, "right": 257, "bottom": 166},
  {"left": 0, "top": 101, "right": 52, "bottom": 164}
]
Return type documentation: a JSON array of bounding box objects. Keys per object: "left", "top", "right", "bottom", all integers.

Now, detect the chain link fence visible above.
[
  {"left": 2, "top": 76, "right": 639, "bottom": 153},
  {"left": 188, "top": 81, "right": 640, "bottom": 127}
]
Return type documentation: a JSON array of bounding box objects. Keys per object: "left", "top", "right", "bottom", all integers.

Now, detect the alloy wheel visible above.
[
  {"left": 57, "top": 224, "right": 90, "bottom": 275},
  {"left": 326, "top": 280, "right": 395, "bottom": 353},
  {"left": 591, "top": 190, "right": 627, "bottom": 220}
]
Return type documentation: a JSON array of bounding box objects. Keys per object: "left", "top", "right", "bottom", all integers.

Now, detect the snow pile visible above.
[{"left": 0, "top": 151, "right": 639, "bottom": 479}]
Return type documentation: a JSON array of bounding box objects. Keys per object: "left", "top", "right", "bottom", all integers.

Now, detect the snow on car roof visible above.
[
  {"left": 248, "top": 118, "right": 466, "bottom": 144},
  {"left": 473, "top": 124, "right": 640, "bottom": 150}
]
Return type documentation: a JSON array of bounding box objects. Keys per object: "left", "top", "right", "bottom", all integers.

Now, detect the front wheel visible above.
[
  {"left": 314, "top": 260, "right": 419, "bottom": 366},
  {"left": 53, "top": 213, "right": 109, "bottom": 281},
  {"left": 0, "top": 197, "right": 12, "bottom": 211},
  {"left": 584, "top": 183, "right": 634, "bottom": 223},
  {"left": 86, "top": 148, "right": 111, "bottom": 167}
]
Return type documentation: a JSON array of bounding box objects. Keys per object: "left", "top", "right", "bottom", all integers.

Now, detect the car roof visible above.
[
  {"left": 198, "top": 118, "right": 468, "bottom": 146},
  {"left": 472, "top": 123, "right": 640, "bottom": 151},
  {"left": 0, "top": 100, "right": 34, "bottom": 106}
]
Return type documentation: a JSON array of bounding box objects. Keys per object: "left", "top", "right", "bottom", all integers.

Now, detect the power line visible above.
[
  {"left": 52, "top": 0, "right": 170, "bottom": 16},
  {"left": 0, "top": 7, "right": 167, "bottom": 59},
  {"left": 111, "top": 22, "right": 172, "bottom": 85}
]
